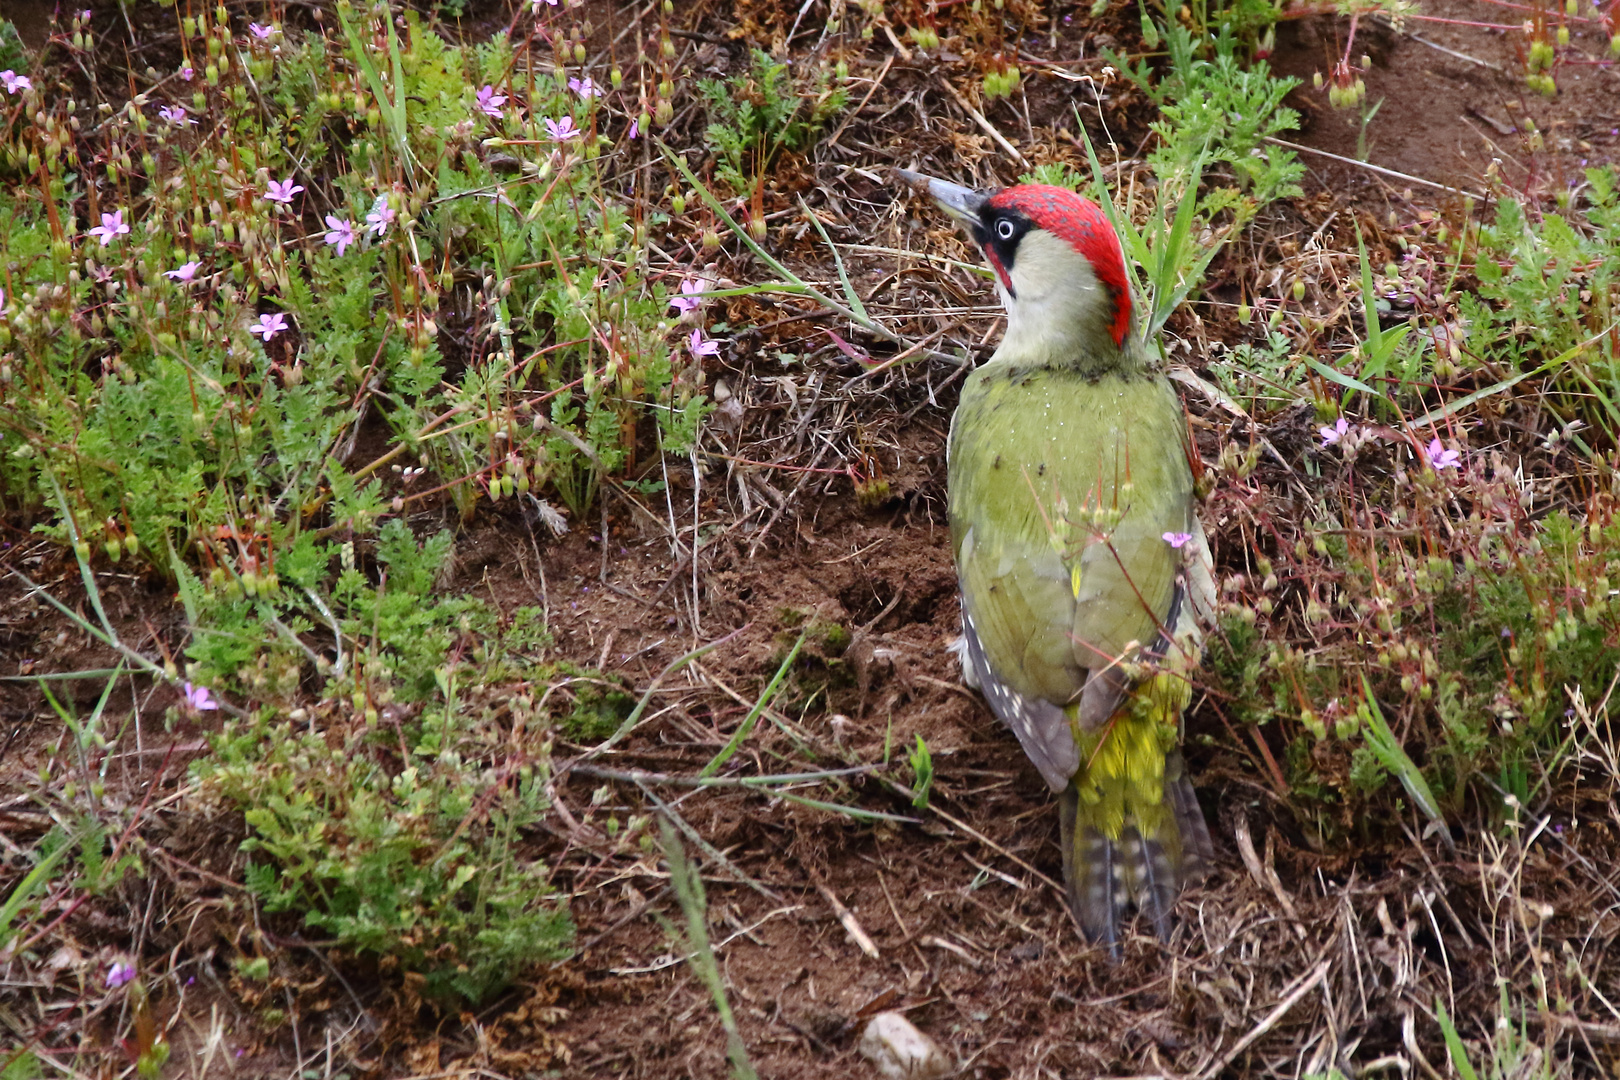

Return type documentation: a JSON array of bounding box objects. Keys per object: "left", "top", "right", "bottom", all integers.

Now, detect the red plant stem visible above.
[
  {"left": 1409, "top": 14, "right": 1529, "bottom": 30},
  {"left": 1472, "top": 0, "right": 1607, "bottom": 22}
]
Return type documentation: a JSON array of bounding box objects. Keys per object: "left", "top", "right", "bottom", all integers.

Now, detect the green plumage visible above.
[{"left": 949, "top": 359, "right": 1212, "bottom": 949}]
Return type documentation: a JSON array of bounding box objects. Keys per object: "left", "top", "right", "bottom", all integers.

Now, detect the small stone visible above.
[{"left": 859, "top": 1012, "right": 953, "bottom": 1080}]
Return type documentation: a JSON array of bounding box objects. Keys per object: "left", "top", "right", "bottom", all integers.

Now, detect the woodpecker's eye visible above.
[{"left": 995, "top": 218, "right": 1016, "bottom": 240}]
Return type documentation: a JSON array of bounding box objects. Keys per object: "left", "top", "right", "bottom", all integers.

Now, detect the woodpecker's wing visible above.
[{"left": 948, "top": 366, "right": 1198, "bottom": 788}]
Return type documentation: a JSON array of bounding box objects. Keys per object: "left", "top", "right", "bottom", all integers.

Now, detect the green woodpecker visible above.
[{"left": 899, "top": 170, "right": 1216, "bottom": 952}]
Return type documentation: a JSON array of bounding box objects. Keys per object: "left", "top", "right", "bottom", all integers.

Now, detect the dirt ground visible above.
[{"left": 4, "top": 0, "right": 1620, "bottom": 1076}]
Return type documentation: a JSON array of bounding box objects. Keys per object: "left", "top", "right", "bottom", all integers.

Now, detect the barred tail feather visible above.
[
  {"left": 1165, "top": 748, "right": 1214, "bottom": 881},
  {"left": 1059, "top": 756, "right": 1211, "bottom": 955},
  {"left": 1058, "top": 784, "right": 1121, "bottom": 954}
]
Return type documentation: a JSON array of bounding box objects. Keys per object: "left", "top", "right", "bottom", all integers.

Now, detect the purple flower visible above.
[
  {"left": 1162, "top": 531, "right": 1193, "bottom": 549},
  {"left": 249, "top": 313, "right": 289, "bottom": 341},
  {"left": 87, "top": 209, "right": 130, "bottom": 247},
  {"left": 688, "top": 328, "right": 721, "bottom": 358},
  {"left": 264, "top": 178, "right": 304, "bottom": 204},
  {"left": 106, "top": 961, "right": 136, "bottom": 988},
  {"left": 628, "top": 117, "right": 639, "bottom": 140},
  {"left": 568, "top": 76, "right": 602, "bottom": 99},
  {"left": 159, "top": 104, "right": 193, "bottom": 126},
  {"left": 475, "top": 84, "right": 507, "bottom": 119},
  {"left": 179, "top": 65, "right": 195, "bottom": 81},
  {"left": 1320, "top": 417, "right": 1349, "bottom": 446},
  {"left": 183, "top": 681, "right": 219, "bottom": 711},
  {"left": 1425, "top": 437, "right": 1461, "bottom": 470},
  {"left": 323, "top": 215, "right": 356, "bottom": 256},
  {"left": 165, "top": 260, "right": 202, "bottom": 282},
  {"left": 544, "top": 115, "right": 580, "bottom": 141},
  {"left": 669, "top": 278, "right": 705, "bottom": 314},
  {"left": 365, "top": 198, "right": 395, "bottom": 237},
  {"left": 531, "top": 0, "right": 559, "bottom": 10},
  {"left": 1, "top": 71, "right": 32, "bottom": 95},
  {"left": 248, "top": 22, "right": 275, "bottom": 40}
]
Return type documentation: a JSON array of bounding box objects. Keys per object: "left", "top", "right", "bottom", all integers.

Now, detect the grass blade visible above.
[
  {"left": 798, "top": 197, "right": 869, "bottom": 323},
  {"left": 1359, "top": 674, "right": 1445, "bottom": 830},
  {"left": 1305, "top": 355, "right": 1381, "bottom": 397},
  {"left": 700, "top": 629, "right": 805, "bottom": 778},
  {"left": 659, "top": 819, "right": 761, "bottom": 1080}
]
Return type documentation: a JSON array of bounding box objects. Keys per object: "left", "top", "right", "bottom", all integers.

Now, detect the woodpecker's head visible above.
[{"left": 898, "top": 169, "right": 1141, "bottom": 372}]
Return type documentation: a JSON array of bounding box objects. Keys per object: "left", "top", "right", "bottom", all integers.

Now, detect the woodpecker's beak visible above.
[{"left": 896, "top": 168, "right": 988, "bottom": 226}]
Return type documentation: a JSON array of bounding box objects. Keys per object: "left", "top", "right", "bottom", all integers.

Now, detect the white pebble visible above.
[{"left": 858, "top": 1012, "right": 954, "bottom": 1080}]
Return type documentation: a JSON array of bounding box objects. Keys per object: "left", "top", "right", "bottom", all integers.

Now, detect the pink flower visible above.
[
  {"left": 165, "top": 260, "right": 202, "bottom": 282},
  {"left": 248, "top": 22, "right": 275, "bottom": 40},
  {"left": 159, "top": 104, "right": 193, "bottom": 126},
  {"left": 183, "top": 681, "right": 219, "bottom": 711},
  {"left": 323, "top": 215, "right": 356, "bottom": 256},
  {"left": 87, "top": 209, "right": 130, "bottom": 247},
  {"left": 179, "top": 65, "right": 195, "bottom": 81},
  {"left": 544, "top": 115, "right": 580, "bottom": 141},
  {"left": 1424, "top": 437, "right": 1461, "bottom": 470},
  {"left": 531, "top": 0, "right": 559, "bottom": 10},
  {"left": 264, "top": 178, "right": 304, "bottom": 204},
  {"left": 1, "top": 71, "right": 32, "bottom": 95},
  {"left": 106, "top": 961, "right": 136, "bottom": 988},
  {"left": 688, "top": 328, "right": 721, "bottom": 358},
  {"left": 628, "top": 117, "right": 639, "bottom": 139},
  {"left": 475, "top": 84, "right": 507, "bottom": 119},
  {"left": 365, "top": 198, "right": 395, "bottom": 237},
  {"left": 1319, "top": 417, "right": 1349, "bottom": 446},
  {"left": 249, "top": 312, "right": 289, "bottom": 341},
  {"left": 1162, "top": 531, "right": 1193, "bottom": 549},
  {"left": 669, "top": 278, "right": 704, "bottom": 314},
  {"left": 568, "top": 76, "right": 602, "bottom": 99}
]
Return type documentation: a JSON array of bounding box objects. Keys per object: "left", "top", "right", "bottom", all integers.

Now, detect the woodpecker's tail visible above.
[{"left": 1058, "top": 749, "right": 1212, "bottom": 956}]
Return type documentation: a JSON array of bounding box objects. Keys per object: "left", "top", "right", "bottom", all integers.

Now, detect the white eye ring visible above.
[{"left": 995, "top": 218, "right": 1016, "bottom": 240}]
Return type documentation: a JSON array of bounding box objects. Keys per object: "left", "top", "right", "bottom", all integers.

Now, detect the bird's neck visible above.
[{"left": 988, "top": 318, "right": 1155, "bottom": 379}]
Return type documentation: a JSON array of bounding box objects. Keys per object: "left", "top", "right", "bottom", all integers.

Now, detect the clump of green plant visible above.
[
  {"left": 1204, "top": 432, "right": 1620, "bottom": 840},
  {"left": 195, "top": 521, "right": 573, "bottom": 1003},
  {"left": 1118, "top": 24, "right": 1304, "bottom": 213},
  {"left": 1467, "top": 170, "right": 1620, "bottom": 439},
  {"left": 0, "top": 5, "right": 708, "bottom": 584},
  {"left": 698, "top": 49, "right": 848, "bottom": 198}
]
